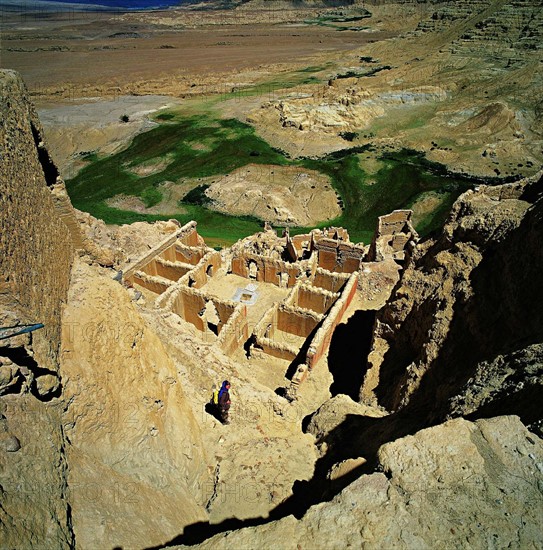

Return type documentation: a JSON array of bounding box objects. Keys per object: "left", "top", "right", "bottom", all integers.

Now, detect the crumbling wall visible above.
[
  {"left": 216, "top": 304, "right": 249, "bottom": 356},
  {"left": 0, "top": 69, "right": 74, "bottom": 371},
  {"left": 154, "top": 257, "right": 192, "bottom": 281},
  {"left": 284, "top": 282, "right": 338, "bottom": 315},
  {"left": 313, "top": 268, "right": 350, "bottom": 293},
  {"left": 171, "top": 287, "right": 206, "bottom": 331},
  {"left": 297, "top": 285, "right": 338, "bottom": 315},
  {"left": 306, "top": 272, "right": 358, "bottom": 368},
  {"left": 252, "top": 306, "right": 298, "bottom": 361},
  {"left": 277, "top": 304, "right": 322, "bottom": 338},
  {"left": 133, "top": 271, "right": 174, "bottom": 295},
  {"left": 286, "top": 234, "right": 311, "bottom": 260},
  {"left": 178, "top": 251, "right": 221, "bottom": 289},
  {"left": 368, "top": 210, "right": 418, "bottom": 262},
  {"left": 179, "top": 226, "right": 205, "bottom": 247},
  {"left": 231, "top": 253, "right": 310, "bottom": 288},
  {"left": 314, "top": 239, "right": 364, "bottom": 273},
  {"left": 123, "top": 221, "right": 203, "bottom": 284},
  {"left": 173, "top": 243, "right": 207, "bottom": 265}
]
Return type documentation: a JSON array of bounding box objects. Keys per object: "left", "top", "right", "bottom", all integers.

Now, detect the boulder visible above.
[{"left": 35, "top": 373, "right": 60, "bottom": 398}]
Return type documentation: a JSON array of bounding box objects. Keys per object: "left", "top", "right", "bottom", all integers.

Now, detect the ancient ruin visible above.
[
  {"left": 122, "top": 213, "right": 417, "bottom": 395},
  {"left": 2, "top": 0, "right": 543, "bottom": 544}
]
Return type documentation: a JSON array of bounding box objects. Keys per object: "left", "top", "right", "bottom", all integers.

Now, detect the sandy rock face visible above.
[
  {"left": 306, "top": 394, "right": 386, "bottom": 442},
  {"left": 0, "top": 397, "right": 73, "bottom": 548},
  {"left": 76, "top": 210, "right": 182, "bottom": 267},
  {"left": 361, "top": 173, "right": 543, "bottom": 423},
  {"left": 0, "top": 69, "right": 74, "bottom": 370},
  {"left": 205, "top": 164, "right": 341, "bottom": 226},
  {"left": 189, "top": 416, "right": 543, "bottom": 550},
  {"left": 60, "top": 260, "right": 210, "bottom": 549}
]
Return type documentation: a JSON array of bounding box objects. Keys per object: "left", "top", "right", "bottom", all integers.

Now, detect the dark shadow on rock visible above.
[
  {"left": 285, "top": 319, "right": 324, "bottom": 380},
  {"left": 328, "top": 310, "right": 375, "bottom": 400},
  {"left": 149, "top": 403, "right": 431, "bottom": 548},
  {"left": 373, "top": 179, "right": 543, "bottom": 420},
  {"left": 204, "top": 402, "right": 222, "bottom": 423},
  {"left": 149, "top": 181, "right": 543, "bottom": 549},
  {"left": 0, "top": 345, "right": 62, "bottom": 401}
]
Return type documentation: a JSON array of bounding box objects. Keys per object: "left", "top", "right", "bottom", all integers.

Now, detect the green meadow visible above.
[{"left": 66, "top": 96, "right": 475, "bottom": 247}]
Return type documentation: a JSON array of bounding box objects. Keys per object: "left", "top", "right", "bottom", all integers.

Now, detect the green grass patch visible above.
[
  {"left": 67, "top": 107, "right": 477, "bottom": 246},
  {"left": 301, "top": 150, "right": 474, "bottom": 243},
  {"left": 141, "top": 187, "right": 162, "bottom": 208},
  {"left": 67, "top": 115, "right": 289, "bottom": 206}
]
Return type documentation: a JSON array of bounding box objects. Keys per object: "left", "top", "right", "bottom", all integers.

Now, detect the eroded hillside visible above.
[{"left": 1, "top": 7, "right": 543, "bottom": 545}]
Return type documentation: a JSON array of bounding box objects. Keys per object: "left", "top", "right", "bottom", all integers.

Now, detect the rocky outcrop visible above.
[
  {"left": 0, "top": 70, "right": 210, "bottom": 549},
  {"left": 0, "top": 397, "right": 73, "bottom": 549},
  {"left": 204, "top": 164, "right": 341, "bottom": 226},
  {"left": 188, "top": 416, "right": 543, "bottom": 550},
  {"left": 61, "top": 261, "right": 209, "bottom": 549},
  {"left": 360, "top": 171, "right": 543, "bottom": 429},
  {"left": 0, "top": 69, "right": 76, "bottom": 548},
  {"left": 0, "top": 69, "right": 74, "bottom": 371}
]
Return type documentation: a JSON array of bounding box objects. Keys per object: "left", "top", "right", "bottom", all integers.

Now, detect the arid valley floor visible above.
[{"left": 1, "top": 1, "right": 542, "bottom": 549}]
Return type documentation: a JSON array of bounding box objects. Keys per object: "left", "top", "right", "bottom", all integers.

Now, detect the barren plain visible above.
[
  {"left": 4, "top": 1, "right": 541, "bottom": 246},
  {"left": 1, "top": 2, "right": 542, "bottom": 549}
]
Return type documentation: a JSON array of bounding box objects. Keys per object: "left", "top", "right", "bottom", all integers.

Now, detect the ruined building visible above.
[{"left": 122, "top": 213, "right": 417, "bottom": 396}]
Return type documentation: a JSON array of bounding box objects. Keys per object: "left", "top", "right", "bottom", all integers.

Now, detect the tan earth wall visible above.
[
  {"left": 306, "top": 272, "right": 358, "bottom": 369},
  {"left": 0, "top": 70, "right": 74, "bottom": 370},
  {"left": 123, "top": 221, "right": 198, "bottom": 281},
  {"left": 313, "top": 268, "right": 350, "bottom": 292},
  {"left": 252, "top": 306, "right": 298, "bottom": 360},
  {"left": 216, "top": 304, "right": 249, "bottom": 356},
  {"left": 316, "top": 240, "right": 364, "bottom": 274},
  {"left": 139, "top": 257, "right": 191, "bottom": 282},
  {"left": 254, "top": 337, "right": 298, "bottom": 361},
  {"left": 277, "top": 305, "right": 322, "bottom": 338},
  {"left": 171, "top": 286, "right": 206, "bottom": 331},
  {"left": 297, "top": 285, "right": 338, "bottom": 315},
  {"left": 133, "top": 272, "right": 173, "bottom": 295},
  {"left": 231, "top": 253, "right": 305, "bottom": 288},
  {"left": 179, "top": 251, "right": 221, "bottom": 289},
  {"left": 377, "top": 210, "right": 412, "bottom": 235},
  {"left": 172, "top": 243, "right": 208, "bottom": 265}
]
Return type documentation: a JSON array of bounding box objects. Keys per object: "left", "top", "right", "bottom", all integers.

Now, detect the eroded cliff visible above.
[
  {"left": 362, "top": 171, "right": 543, "bottom": 430},
  {"left": 1, "top": 66, "right": 542, "bottom": 550}
]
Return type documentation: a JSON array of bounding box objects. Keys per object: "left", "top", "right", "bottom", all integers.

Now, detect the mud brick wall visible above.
[
  {"left": 285, "top": 238, "right": 299, "bottom": 261},
  {"left": 287, "top": 234, "right": 311, "bottom": 260},
  {"left": 313, "top": 268, "right": 350, "bottom": 293},
  {"left": 214, "top": 300, "right": 236, "bottom": 327},
  {"left": 297, "top": 285, "right": 338, "bottom": 315},
  {"left": 315, "top": 239, "right": 364, "bottom": 273},
  {"left": 377, "top": 210, "right": 412, "bottom": 235},
  {"left": 133, "top": 272, "right": 174, "bottom": 295},
  {"left": 172, "top": 244, "right": 207, "bottom": 265},
  {"left": 306, "top": 272, "right": 358, "bottom": 369},
  {"left": 179, "top": 251, "right": 221, "bottom": 289},
  {"left": 231, "top": 253, "right": 305, "bottom": 288},
  {"left": 253, "top": 337, "right": 298, "bottom": 361},
  {"left": 368, "top": 210, "right": 417, "bottom": 261},
  {"left": 154, "top": 257, "right": 192, "bottom": 282},
  {"left": 253, "top": 306, "right": 298, "bottom": 361},
  {"left": 277, "top": 305, "right": 322, "bottom": 338},
  {"left": 254, "top": 306, "right": 277, "bottom": 340},
  {"left": 0, "top": 70, "right": 74, "bottom": 370},
  {"left": 123, "top": 221, "right": 200, "bottom": 281},
  {"left": 171, "top": 287, "right": 206, "bottom": 331},
  {"left": 216, "top": 304, "right": 248, "bottom": 356},
  {"left": 179, "top": 226, "right": 205, "bottom": 247}
]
